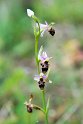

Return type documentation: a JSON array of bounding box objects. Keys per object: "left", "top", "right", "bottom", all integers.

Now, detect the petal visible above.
[
  {"left": 39, "top": 22, "right": 48, "bottom": 37},
  {"left": 43, "top": 75, "right": 47, "bottom": 79},
  {"left": 40, "top": 23, "right": 47, "bottom": 30},
  {"left": 36, "top": 23, "right": 47, "bottom": 37},
  {"left": 49, "top": 80, "right": 52, "bottom": 83},
  {"left": 34, "top": 75, "right": 40, "bottom": 81},
  {"left": 27, "top": 9, "right": 34, "bottom": 17},
  {"left": 39, "top": 51, "right": 49, "bottom": 61},
  {"left": 42, "top": 52, "right": 48, "bottom": 59},
  {"left": 36, "top": 23, "right": 47, "bottom": 30},
  {"left": 40, "top": 73, "right": 47, "bottom": 79},
  {"left": 44, "top": 52, "right": 48, "bottom": 58},
  {"left": 40, "top": 73, "right": 44, "bottom": 77},
  {"left": 39, "top": 56, "right": 45, "bottom": 61}
]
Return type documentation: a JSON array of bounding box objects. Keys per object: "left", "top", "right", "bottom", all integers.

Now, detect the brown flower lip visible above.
[
  {"left": 24, "top": 101, "right": 33, "bottom": 113},
  {"left": 27, "top": 105, "right": 33, "bottom": 113},
  {"left": 38, "top": 78, "right": 45, "bottom": 90},
  {"left": 41, "top": 60, "right": 49, "bottom": 73},
  {"left": 48, "top": 27, "right": 55, "bottom": 36}
]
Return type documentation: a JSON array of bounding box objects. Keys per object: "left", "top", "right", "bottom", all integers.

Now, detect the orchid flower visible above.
[
  {"left": 34, "top": 73, "right": 47, "bottom": 82},
  {"left": 34, "top": 73, "right": 52, "bottom": 89},
  {"left": 24, "top": 94, "right": 43, "bottom": 113},
  {"left": 24, "top": 94, "right": 33, "bottom": 113},
  {"left": 36, "top": 21, "right": 55, "bottom": 37}
]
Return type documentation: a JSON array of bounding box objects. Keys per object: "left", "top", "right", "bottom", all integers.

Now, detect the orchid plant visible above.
[{"left": 25, "top": 9, "right": 55, "bottom": 124}]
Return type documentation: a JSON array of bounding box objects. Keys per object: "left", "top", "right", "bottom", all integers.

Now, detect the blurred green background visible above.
[{"left": 0, "top": 0, "right": 83, "bottom": 124}]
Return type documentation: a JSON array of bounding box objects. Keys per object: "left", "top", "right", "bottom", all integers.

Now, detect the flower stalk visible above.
[
  {"left": 42, "top": 90, "right": 49, "bottom": 124},
  {"left": 35, "top": 34, "right": 40, "bottom": 73},
  {"left": 26, "top": 9, "right": 55, "bottom": 124},
  {"left": 34, "top": 19, "right": 48, "bottom": 124}
]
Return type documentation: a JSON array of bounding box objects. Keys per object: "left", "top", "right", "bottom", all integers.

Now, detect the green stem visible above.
[
  {"left": 35, "top": 35, "right": 40, "bottom": 73},
  {"left": 42, "top": 90, "right": 48, "bottom": 124},
  {"left": 34, "top": 105, "right": 45, "bottom": 114},
  {"left": 34, "top": 21, "right": 40, "bottom": 73},
  {"left": 42, "top": 90, "right": 46, "bottom": 109},
  {"left": 34, "top": 21, "right": 48, "bottom": 124}
]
